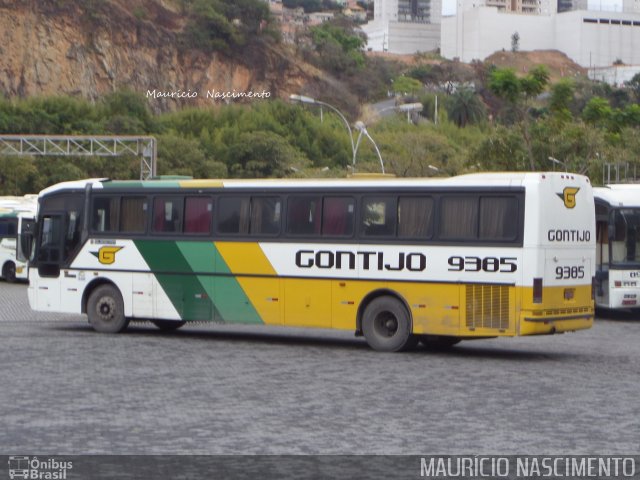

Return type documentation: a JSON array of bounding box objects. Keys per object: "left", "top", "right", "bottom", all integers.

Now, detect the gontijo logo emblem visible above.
[
  {"left": 90, "top": 246, "right": 123, "bottom": 265},
  {"left": 557, "top": 187, "right": 580, "bottom": 209}
]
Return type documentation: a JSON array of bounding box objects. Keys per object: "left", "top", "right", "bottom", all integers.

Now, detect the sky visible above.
[{"left": 441, "top": 0, "right": 624, "bottom": 16}]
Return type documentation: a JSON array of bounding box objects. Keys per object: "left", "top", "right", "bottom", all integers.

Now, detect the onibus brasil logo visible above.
[{"left": 8, "top": 457, "right": 72, "bottom": 479}]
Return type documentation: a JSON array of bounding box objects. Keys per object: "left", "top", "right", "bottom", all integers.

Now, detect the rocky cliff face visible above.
[{"left": 0, "top": 0, "right": 317, "bottom": 111}]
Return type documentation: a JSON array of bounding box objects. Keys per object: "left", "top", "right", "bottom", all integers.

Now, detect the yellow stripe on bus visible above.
[
  {"left": 178, "top": 180, "right": 225, "bottom": 188},
  {"left": 215, "top": 242, "right": 281, "bottom": 325}
]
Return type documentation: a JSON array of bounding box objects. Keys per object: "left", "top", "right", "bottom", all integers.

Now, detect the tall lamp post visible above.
[
  {"left": 354, "top": 121, "right": 385, "bottom": 174},
  {"left": 548, "top": 156, "right": 568, "bottom": 172},
  {"left": 289, "top": 94, "right": 356, "bottom": 162}
]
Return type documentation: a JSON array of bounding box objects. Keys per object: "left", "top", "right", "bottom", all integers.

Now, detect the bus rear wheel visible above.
[
  {"left": 87, "top": 284, "right": 129, "bottom": 333},
  {"left": 2, "top": 261, "right": 16, "bottom": 283},
  {"left": 362, "top": 296, "right": 418, "bottom": 352},
  {"left": 152, "top": 320, "right": 187, "bottom": 331}
]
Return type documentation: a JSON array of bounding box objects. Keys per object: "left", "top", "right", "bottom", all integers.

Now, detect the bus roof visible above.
[
  {"left": 594, "top": 184, "right": 640, "bottom": 207},
  {"left": 39, "top": 172, "right": 590, "bottom": 194},
  {"left": 0, "top": 195, "right": 37, "bottom": 216}
]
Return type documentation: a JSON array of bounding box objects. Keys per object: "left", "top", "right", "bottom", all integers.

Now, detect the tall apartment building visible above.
[
  {"left": 364, "top": 0, "right": 442, "bottom": 52},
  {"left": 482, "top": 0, "right": 552, "bottom": 15}
]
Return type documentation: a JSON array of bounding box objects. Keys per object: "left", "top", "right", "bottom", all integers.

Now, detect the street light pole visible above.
[
  {"left": 290, "top": 94, "right": 355, "bottom": 161},
  {"left": 548, "top": 156, "right": 568, "bottom": 172},
  {"left": 354, "top": 121, "right": 385, "bottom": 174}
]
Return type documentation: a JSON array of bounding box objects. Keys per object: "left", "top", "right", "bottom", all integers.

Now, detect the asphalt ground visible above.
[{"left": 0, "top": 281, "right": 638, "bottom": 455}]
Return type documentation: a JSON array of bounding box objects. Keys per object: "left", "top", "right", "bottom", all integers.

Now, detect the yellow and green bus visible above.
[{"left": 27, "top": 172, "right": 595, "bottom": 351}]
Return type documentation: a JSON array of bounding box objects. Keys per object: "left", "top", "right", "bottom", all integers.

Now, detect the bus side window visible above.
[
  {"left": 250, "top": 197, "right": 281, "bottom": 235},
  {"left": 322, "top": 197, "right": 354, "bottom": 237},
  {"left": 361, "top": 197, "right": 396, "bottom": 237},
  {"left": 153, "top": 197, "right": 184, "bottom": 234},
  {"left": 479, "top": 196, "right": 519, "bottom": 241},
  {"left": 398, "top": 196, "right": 433, "bottom": 239},
  {"left": 0, "top": 219, "right": 17, "bottom": 238},
  {"left": 439, "top": 196, "right": 478, "bottom": 240},
  {"left": 218, "top": 197, "right": 250, "bottom": 235},
  {"left": 92, "top": 197, "right": 119, "bottom": 233},
  {"left": 120, "top": 197, "right": 147, "bottom": 234},
  {"left": 184, "top": 197, "right": 213, "bottom": 234},
  {"left": 286, "top": 197, "right": 321, "bottom": 236}
]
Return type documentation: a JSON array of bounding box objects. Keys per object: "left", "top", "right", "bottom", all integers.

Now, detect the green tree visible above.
[
  {"left": 625, "top": 72, "right": 640, "bottom": 102},
  {"left": 488, "top": 66, "right": 550, "bottom": 169},
  {"left": 549, "top": 79, "right": 575, "bottom": 123},
  {"left": 101, "top": 90, "right": 154, "bottom": 133},
  {"left": 582, "top": 96, "right": 613, "bottom": 127},
  {"left": 445, "top": 87, "right": 486, "bottom": 127},
  {"left": 471, "top": 125, "right": 529, "bottom": 171},
  {"left": 304, "top": 18, "right": 366, "bottom": 77},
  {"left": 227, "top": 131, "right": 309, "bottom": 177},
  {"left": 391, "top": 76, "right": 423, "bottom": 96},
  {"left": 157, "top": 134, "right": 227, "bottom": 178},
  {"left": 0, "top": 157, "right": 37, "bottom": 195}
]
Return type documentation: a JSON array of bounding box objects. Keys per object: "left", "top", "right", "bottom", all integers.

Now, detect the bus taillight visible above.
[{"left": 533, "top": 278, "right": 543, "bottom": 304}]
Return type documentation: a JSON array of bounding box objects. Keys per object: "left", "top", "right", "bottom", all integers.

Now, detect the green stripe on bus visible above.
[
  {"left": 102, "top": 181, "right": 182, "bottom": 189},
  {"left": 135, "top": 240, "right": 263, "bottom": 324},
  {"left": 176, "top": 241, "right": 263, "bottom": 325}
]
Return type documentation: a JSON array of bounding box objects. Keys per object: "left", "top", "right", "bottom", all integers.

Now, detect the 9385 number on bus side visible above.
[{"left": 448, "top": 256, "right": 517, "bottom": 273}]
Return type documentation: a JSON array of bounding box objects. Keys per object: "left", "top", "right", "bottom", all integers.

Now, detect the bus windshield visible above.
[{"left": 611, "top": 208, "right": 640, "bottom": 266}]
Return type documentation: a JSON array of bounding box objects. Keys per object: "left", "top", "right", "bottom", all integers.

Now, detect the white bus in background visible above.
[
  {"left": 0, "top": 195, "right": 37, "bottom": 282},
  {"left": 594, "top": 185, "right": 640, "bottom": 311}
]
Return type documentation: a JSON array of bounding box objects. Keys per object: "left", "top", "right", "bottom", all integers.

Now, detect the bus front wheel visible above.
[
  {"left": 362, "top": 296, "right": 418, "bottom": 352},
  {"left": 2, "top": 261, "right": 16, "bottom": 283},
  {"left": 87, "top": 284, "right": 129, "bottom": 333}
]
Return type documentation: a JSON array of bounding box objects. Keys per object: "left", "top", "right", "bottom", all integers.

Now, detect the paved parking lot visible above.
[{"left": 1, "top": 281, "right": 639, "bottom": 454}]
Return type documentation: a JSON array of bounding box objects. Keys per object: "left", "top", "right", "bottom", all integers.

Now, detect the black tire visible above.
[
  {"left": 87, "top": 284, "right": 129, "bottom": 333},
  {"left": 420, "top": 335, "right": 461, "bottom": 350},
  {"left": 362, "top": 296, "right": 418, "bottom": 352},
  {"left": 2, "top": 261, "right": 16, "bottom": 283},
  {"left": 152, "top": 320, "right": 187, "bottom": 331}
]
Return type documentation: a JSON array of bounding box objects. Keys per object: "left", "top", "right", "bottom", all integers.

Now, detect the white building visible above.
[
  {"left": 441, "top": 3, "right": 640, "bottom": 68},
  {"left": 362, "top": 0, "right": 443, "bottom": 53}
]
